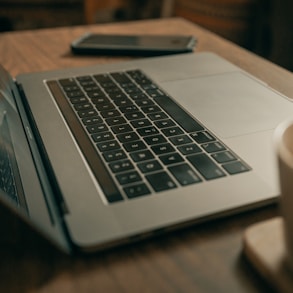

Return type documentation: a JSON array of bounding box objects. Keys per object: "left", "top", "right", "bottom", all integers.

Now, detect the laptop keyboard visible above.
[{"left": 46, "top": 69, "right": 250, "bottom": 203}]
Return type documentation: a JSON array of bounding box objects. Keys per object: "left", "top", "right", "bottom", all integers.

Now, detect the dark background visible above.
[{"left": 0, "top": 0, "right": 292, "bottom": 71}]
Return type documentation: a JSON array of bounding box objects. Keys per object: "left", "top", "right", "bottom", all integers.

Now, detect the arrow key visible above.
[{"left": 159, "top": 153, "right": 184, "bottom": 166}]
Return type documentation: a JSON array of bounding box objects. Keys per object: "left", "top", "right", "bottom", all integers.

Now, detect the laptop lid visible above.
[
  {"left": 10, "top": 52, "right": 293, "bottom": 252},
  {"left": 0, "top": 65, "right": 71, "bottom": 252}
]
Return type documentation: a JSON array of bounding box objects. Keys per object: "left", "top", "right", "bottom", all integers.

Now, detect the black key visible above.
[
  {"left": 178, "top": 144, "right": 201, "bottom": 155},
  {"left": 59, "top": 78, "right": 77, "bottom": 87},
  {"left": 100, "top": 110, "right": 120, "bottom": 119},
  {"left": 151, "top": 143, "right": 175, "bottom": 155},
  {"left": 69, "top": 96, "right": 88, "bottom": 104},
  {"left": 94, "top": 74, "right": 113, "bottom": 85},
  {"left": 137, "top": 126, "right": 159, "bottom": 137},
  {"left": 95, "top": 103, "right": 115, "bottom": 111},
  {"left": 124, "top": 183, "right": 151, "bottom": 199},
  {"left": 212, "top": 151, "right": 237, "bottom": 163},
  {"left": 78, "top": 77, "right": 95, "bottom": 83},
  {"left": 130, "top": 150, "right": 154, "bottom": 162},
  {"left": 74, "top": 103, "right": 93, "bottom": 111},
  {"left": 90, "top": 96, "right": 109, "bottom": 106},
  {"left": 124, "top": 87, "right": 142, "bottom": 95},
  {"left": 104, "top": 87, "right": 123, "bottom": 95},
  {"left": 169, "top": 164, "right": 202, "bottom": 186},
  {"left": 89, "top": 93, "right": 107, "bottom": 102},
  {"left": 148, "top": 112, "right": 168, "bottom": 121},
  {"left": 135, "top": 99, "right": 154, "bottom": 107},
  {"left": 79, "top": 80, "right": 96, "bottom": 87},
  {"left": 159, "top": 153, "right": 184, "bottom": 166},
  {"left": 123, "top": 140, "right": 147, "bottom": 152},
  {"left": 78, "top": 109, "right": 98, "bottom": 118},
  {"left": 66, "top": 91, "right": 84, "bottom": 98},
  {"left": 83, "top": 86, "right": 100, "bottom": 93},
  {"left": 111, "top": 72, "right": 132, "bottom": 84},
  {"left": 108, "top": 92, "right": 127, "bottom": 100},
  {"left": 222, "top": 161, "right": 250, "bottom": 175},
  {"left": 119, "top": 105, "right": 139, "bottom": 113},
  {"left": 127, "top": 70, "right": 153, "bottom": 85},
  {"left": 76, "top": 75, "right": 93, "bottom": 82},
  {"left": 138, "top": 160, "right": 163, "bottom": 173},
  {"left": 82, "top": 116, "right": 103, "bottom": 125},
  {"left": 129, "top": 93, "right": 148, "bottom": 100},
  {"left": 201, "top": 142, "right": 226, "bottom": 153},
  {"left": 124, "top": 111, "right": 145, "bottom": 120},
  {"left": 146, "top": 89, "right": 165, "bottom": 98},
  {"left": 109, "top": 159, "right": 134, "bottom": 173},
  {"left": 103, "top": 150, "right": 127, "bottom": 162},
  {"left": 144, "top": 134, "right": 166, "bottom": 145},
  {"left": 117, "top": 132, "right": 139, "bottom": 143},
  {"left": 116, "top": 171, "right": 142, "bottom": 185},
  {"left": 187, "top": 153, "right": 226, "bottom": 180},
  {"left": 146, "top": 172, "right": 177, "bottom": 192},
  {"left": 131, "top": 119, "right": 151, "bottom": 128},
  {"left": 154, "top": 119, "right": 175, "bottom": 129},
  {"left": 161, "top": 126, "right": 184, "bottom": 137},
  {"left": 101, "top": 86, "right": 118, "bottom": 94},
  {"left": 105, "top": 191, "right": 123, "bottom": 203},
  {"left": 119, "top": 82, "right": 136, "bottom": 89},
  {"left": 141, "top": 105, "right": 161, "bottom": 114},
  {"left": 96, "top": 140, "right": 120, "bottom": 152},
  {"left": 114, "top": 98, "right": 132, "bottom": 107},
  {"left": 141, "top": 84, "right": 158, "bottom": 91},
  {"left": 111, "top": 124, "right": 133, "bottom": 134},
  {"left": 62, "top": 85, "right": 79, "bottom": 92},
  {"left": 169, "top": 135, "right": 192, "bottom": 146},
  {"left": 86, "top": 123, "right": 108, "bottom": 134},
  {"left": 155, "top": 96, "right": 204, "bottom": 133},
  {"left": 92, "top": 131, "right": 114, "bottom": 143},
  {"left": 191, "top": 131, "right": 215, "bottom": 144},
  {"left": 106, "top": 116, "right": 127, "bottom": 126},
  {"left": 88, "top": 92, "right": 107, "bottom": 100}
]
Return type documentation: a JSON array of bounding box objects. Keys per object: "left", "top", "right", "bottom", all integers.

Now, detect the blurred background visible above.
[{"left": 0, "top": 0, "right": 292, "bottom": 71}]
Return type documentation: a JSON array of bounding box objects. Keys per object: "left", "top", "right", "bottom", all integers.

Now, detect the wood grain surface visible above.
[
  {"left": 243, "top": 217, "right": 293, "bottom": 293},
  {"left": 0, "top": 17, "right": 287, "bottom": 292}
]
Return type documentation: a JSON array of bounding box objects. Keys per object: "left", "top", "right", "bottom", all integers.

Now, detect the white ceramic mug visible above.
[{"left": 275, "top": 119, "right": 293, "bottom": 268}]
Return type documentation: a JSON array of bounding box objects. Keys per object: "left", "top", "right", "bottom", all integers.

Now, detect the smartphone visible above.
[{"left": 71, "top": 33, "right": 196, "bottom": 56}]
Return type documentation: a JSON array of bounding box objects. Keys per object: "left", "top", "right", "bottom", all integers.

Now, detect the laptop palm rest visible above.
[{"left": 162, "top": 72, "right": 293, "bottom": 139}]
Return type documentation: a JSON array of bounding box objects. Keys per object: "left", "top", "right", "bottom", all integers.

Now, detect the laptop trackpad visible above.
[{"left": 162, "top": 72, "right": 293, "bottom": 138}]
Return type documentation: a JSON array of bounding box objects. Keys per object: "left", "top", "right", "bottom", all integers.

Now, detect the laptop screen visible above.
[{"left": 0, "top": 114, "right": 27, "bottom": 209}]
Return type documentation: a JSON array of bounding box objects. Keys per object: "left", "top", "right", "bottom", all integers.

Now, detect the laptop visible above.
[{"left": 0, "top": 52, "right": 291, "bottom": 253}]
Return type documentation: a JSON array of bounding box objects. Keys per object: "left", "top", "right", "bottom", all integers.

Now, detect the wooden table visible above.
[{"left": 0, "top": 17, "right": 290, "bottom": 292}]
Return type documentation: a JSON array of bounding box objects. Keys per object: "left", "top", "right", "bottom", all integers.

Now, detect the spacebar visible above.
[{"left": 154, "top": 95, "right": 204, "bottom": 132}]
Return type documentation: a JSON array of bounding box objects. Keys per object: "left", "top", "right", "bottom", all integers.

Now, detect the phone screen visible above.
[
  {"left": 71, "top": 34, "right": 196, "bottom": 56},
  {"left": 80, "top": 34, "right": 193, "bottom": 48}
]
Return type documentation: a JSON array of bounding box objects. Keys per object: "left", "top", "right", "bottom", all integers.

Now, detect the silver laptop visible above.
[{"left": 0, "top": 52, "right": 290, "bottom": 253}]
